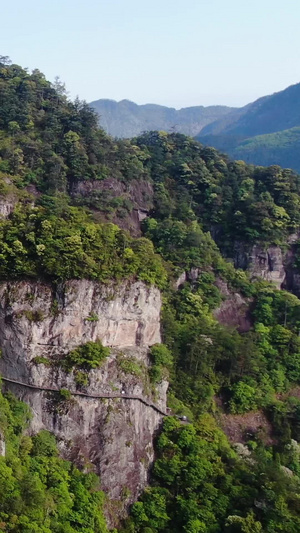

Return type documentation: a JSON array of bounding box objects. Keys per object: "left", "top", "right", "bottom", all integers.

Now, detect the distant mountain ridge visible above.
[
  {"left": 89, "top": 98, "right": 235, "bottom": 138},
  {"left": 197, "top": 82, "right": 300, "bottom": 172},
  {"left": 90, "top": 82, "right": 300, "bottom": 172},
  {"left": 200, "top": 82, "right": 300, "bottom": 138}
]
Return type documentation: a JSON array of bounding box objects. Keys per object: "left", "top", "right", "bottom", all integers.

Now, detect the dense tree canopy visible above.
[{"left": 0, "top": 388, "right": 108, "bottom": 532}]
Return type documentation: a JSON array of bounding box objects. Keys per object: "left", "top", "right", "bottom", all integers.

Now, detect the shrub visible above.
[
  {"left": 64, "top": 340, "right": 110, "bottom": 371},
  {"left": 149, "top": 344, "right": 173, "bottom": 383},
  {"left": 31, "top": 430, "right": 58, "bottom": 457},
  {"left": 118, "top": 356, "right": 143, "bottom": 377}
]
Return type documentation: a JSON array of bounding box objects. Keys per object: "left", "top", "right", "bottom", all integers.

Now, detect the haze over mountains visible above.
[
  {"left": 91, "top": 82, "right": 300, "bottom": 172},
  {"left": 89, "top": 98, "right": 235, "bottom": 138}
]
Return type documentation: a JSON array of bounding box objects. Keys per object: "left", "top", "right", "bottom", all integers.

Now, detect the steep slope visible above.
[
  {"left": 89, "top": 98, "right": 235, "bottom": 138},
  {"left": 200, "top": 82, "right": 300, "bottom": 138},
  {"left": 230, "top": 126, "right": 300, "bottom": 172},
  {"left": 0, "top": 279, "right": 165, "bottom": 526},
  {"left": 3, "top": 59, "right": 300, "bottom": 532},
  {"left": 197, "top": 82, "right": 300, "bottom": 171}
]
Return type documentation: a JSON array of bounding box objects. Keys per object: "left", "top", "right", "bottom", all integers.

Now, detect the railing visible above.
[{"left": 1, "top": 376, "right": 168, "bottom": 417}]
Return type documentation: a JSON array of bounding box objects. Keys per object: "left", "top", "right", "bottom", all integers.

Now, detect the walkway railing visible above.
[{"left": 1, "top": 376, "right": 168, "bottom": 416}]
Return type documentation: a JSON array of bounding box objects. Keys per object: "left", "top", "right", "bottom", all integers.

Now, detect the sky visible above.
[{"left": 1, "top": 0, "right": 300, "bottom": 109}]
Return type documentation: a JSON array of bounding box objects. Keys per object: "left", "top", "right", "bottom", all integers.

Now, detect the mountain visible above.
[
  {"left": 200, "top": 82, "right": 300, "bottom": 137},
  {"left": 197, "top": 82, "right": 300, "bottom": 171},
  {"left": 231, "top": 126, "right": 300, "bottom": 169},
  {"left": 91, "top": 83, "right": 300, "bottom": 172},
  {"left": 3, "top": 58, "right": 300, "bottom": 532},
  {"left": 89, "top": 98, "right": 235, "bottom": 138}
]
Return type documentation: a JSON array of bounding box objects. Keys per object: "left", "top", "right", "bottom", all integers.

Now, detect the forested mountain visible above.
[
  {"left": 90, "top": 83, "right": 300, "bottom": 173},
  {"left": 200, "top": 82, "right": 300, "bottom": 138},
  {"left": 2, "top": 57, "right": 300, "bottom": 532},
  {"left": 89, "top": 98, "right": 234, "bottom": 138},
  {"left": 230, "top": 126, "right": 300, "bottom": 170},
  {"left": 198, "top": 82, "right": 300, "bottom": 172}
]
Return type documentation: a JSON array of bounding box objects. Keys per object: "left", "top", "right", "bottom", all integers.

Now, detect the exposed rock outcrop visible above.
[
  {"left": 174, "top": 267, "right": 202, "bottom": 289},
  {"left": 72, "top": 178, "right": 153, "bottom": 236},
  {"left": 283, "top": 246, "right": 300, "bottom": 297},
  {"left": 0, "top": 195, "right": 17, "bottom": 218},
  {"left": 0, "top": 279, "right": 165, "bottom": 525},
  {"left": 0, "top": 432, "right": 5, "bottom": 457},
  {"left": 213, "top": 278, "right": 252, "bottom": 332},
  {"left": 234, "top": 243, "right": 286, "bottom": 289}
]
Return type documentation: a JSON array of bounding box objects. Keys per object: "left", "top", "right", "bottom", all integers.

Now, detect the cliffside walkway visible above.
[{"left": 1, "top": 376, "right": 168, "bottom": 417}]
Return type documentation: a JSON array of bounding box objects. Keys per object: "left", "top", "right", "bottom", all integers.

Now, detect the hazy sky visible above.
[{"left": 1, "top": 0, "right": 299, "bottom": 108}]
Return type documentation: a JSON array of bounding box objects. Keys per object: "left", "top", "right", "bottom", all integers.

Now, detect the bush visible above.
[
  {"left": 229, "top": 382, "right": 259, "bottom": 414},
  {"left": 149, "top": 344, "right": 173, "bottom": 383},
  {"left": 64, "top": 340, "right": 110, "bottom": 371},
  {"left": 31, "top": 430, "right": 58, "bottom": 457}
]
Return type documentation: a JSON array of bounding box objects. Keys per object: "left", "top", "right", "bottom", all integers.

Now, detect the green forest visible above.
[{"left": 2, "top": 57, "right": 300, "bottom": 532}]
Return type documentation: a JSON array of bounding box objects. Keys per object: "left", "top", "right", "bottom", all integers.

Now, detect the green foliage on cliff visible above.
[
  {"left": 160, "top": 277, "right": 300, "bottom": 416},
  {"left": 0, "top": 202, "right": 166, "bottom": 287},
  {"left": 64, "top": 341, "right": 110, "bottom": 371},
  {"left": 136, "top": 131, "right": 300, "bottom": 252},
  {"left": 149, "top": 344, "right": 173, "bottom": 383},
  {"left": 0, "top": 388, "right": 108, "bottom": 532},
  {"left": 3, "top": 59, "right": 300, "bottom": 533},
  {"left": 122, "top": 416, "right": 300, "bottom": 533},
  {"left": 0, "top": 59, "right": 145, "bottom": 191},
  {"left": 0, "top": 59, "right": 166, "bottom": 287}
]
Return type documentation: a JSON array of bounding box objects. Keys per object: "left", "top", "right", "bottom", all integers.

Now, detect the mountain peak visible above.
[{"left": 89, "top": 98, "right": 234, "bottom": 137}]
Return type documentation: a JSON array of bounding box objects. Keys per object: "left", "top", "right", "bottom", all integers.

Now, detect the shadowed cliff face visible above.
[
  {"left": 72, "top": 177, "right": 154, "bottom": 236},
  {"left": 0, "top": 279, "right": 166, "bottom": 526},
  {"left": 234, "top": 241, "right": 300, "bottom": 297},
  {"left": 234, "top": 243, "right": 286, "bottom": 289}
]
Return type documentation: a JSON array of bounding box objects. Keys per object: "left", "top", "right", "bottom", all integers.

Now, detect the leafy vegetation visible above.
[
  {"left": 149, "top": 344, "right": 173, "bottom": 384},
  {"left": 0, "top": 388, "right": 108, "bottom": 532},
  {"left": 64, "top": 341, "right": 110, "bottom": 371},
  {"left": 122, "top": 416, "right": 300, "bottom": 533},
  {"left": 0, "top": 57, "right": 166, "bottom": 287},
  {"left": 136, "top": 131, "right": 300, "bottom": 254},
  {"left": 0, "top": 202, "right": 167, "bottom": 287},
  {"left": 232, "top": 127, "right": 300, "bottom": 172},
  {"left": 197, "top": 81, "right": 300, "bottom": 173},
  {"left": 2, "top": 58, "right": 300, "bottom": 532}
]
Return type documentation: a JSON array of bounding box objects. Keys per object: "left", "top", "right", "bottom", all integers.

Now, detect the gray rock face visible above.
[
  {"left": 72, "top": 178, "right": 153, "bottom": 236},
  {"left": 0, "top": 432, "right": 5, "bottom": 457},
  {"left": 0, "top": 279, "right": 165, "bottom": 525},
  {"left": 213, "top": 281, "right": 252, "bottom": 333},
  {"left": 0, "top": 196, "right": 16, "bottom": 218},
  {"left": 174, "top": 267, "right": 201, "bottom": 289},
  {"left": 235, "top": 243, "right": 286, "bottom": 289}
]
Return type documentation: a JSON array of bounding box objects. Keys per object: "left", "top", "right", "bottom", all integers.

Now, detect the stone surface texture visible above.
[
  {"left": 0, "top": 279, "right": 165, "bottom": 525},
  {"left": 234, "top": 243, "right": 286, "bottom": 289}
]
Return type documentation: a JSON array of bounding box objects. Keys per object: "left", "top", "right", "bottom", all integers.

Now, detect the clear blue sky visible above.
[{"left": 1, "top": 0, "right": 299, "bottom": 108}]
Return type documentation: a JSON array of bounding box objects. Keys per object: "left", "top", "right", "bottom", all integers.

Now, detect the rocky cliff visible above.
[
  {"left": 234, "top": 243, "right": 286, "bottom": 289},
  {"left": 72, "top": 177, "right": 154, "bottom": 236},
  {"left": 0, "top": 279, "right": 166, "bottom": 525}
]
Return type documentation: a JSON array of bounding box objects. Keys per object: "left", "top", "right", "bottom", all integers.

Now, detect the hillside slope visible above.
[
  {"left": 197, "top": 82, "right": 300, "bottom": 171},
  {"left": 2, "top": 58, "right": 300, "bottom": 532},
  {"left": 200, "top": 82, "right": 300, "bottom": 138},
  {"left": 231, "top": 126, "right": 300, "bottom": 170},
  {"left": 90, "top": 83, "right": 300, "bottom": 172}
]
